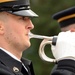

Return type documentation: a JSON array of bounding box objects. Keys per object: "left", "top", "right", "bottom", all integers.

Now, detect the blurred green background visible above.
[{"left": 23, "top": 0, "right": 75, "bottom": 75}]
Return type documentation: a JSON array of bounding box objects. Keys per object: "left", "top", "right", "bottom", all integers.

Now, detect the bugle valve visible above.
[{"left": 29, "top": 32, "right": 57, "bottom": 63}]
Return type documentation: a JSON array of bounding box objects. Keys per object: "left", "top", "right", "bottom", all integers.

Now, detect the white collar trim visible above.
[{"left": 0, "top": 47, "right": 21, "bottom": 62}]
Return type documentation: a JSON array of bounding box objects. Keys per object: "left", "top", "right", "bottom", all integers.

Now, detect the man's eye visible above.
[
  {"left": 18, "top": 17, "right": 30, "bottom": 21},
  {"left": 19, "top": 17, "right": 25, "bottom": 20}
]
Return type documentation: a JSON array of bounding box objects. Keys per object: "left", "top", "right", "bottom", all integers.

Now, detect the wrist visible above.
[{"left": 57, "top": 59, "right": 75, "bottom": 73}]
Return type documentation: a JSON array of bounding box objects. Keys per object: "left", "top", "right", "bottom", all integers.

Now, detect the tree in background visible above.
[{"left": 23, "top": 0, "right": 75, "bottom": 75}]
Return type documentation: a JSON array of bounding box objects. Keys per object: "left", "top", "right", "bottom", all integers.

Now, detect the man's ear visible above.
[
  {"left": 70, "top": 28, "right": 75, "bottom": 32},
  {"left": 0, "top": 21, "right": 4, "bottom": 34}
]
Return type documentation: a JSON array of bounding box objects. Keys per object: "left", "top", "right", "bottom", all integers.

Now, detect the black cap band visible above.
[
  {"left": 0, "top": 0, "right": 38, "bottom": 17},
  {"left": 0, "top": 0, "right": 30, "bottom": 7},
  {"left": 52, "top": 6, "right": 75, "bottom": 28},
  {"left": 59, "top": 17, "right": 75, "bottom": 28}
]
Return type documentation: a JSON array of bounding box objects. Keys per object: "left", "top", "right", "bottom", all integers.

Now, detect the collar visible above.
[
  {"left": 0, "top": 47, "right": 21, "bottom": 62},
  {"left": 0, "top": 49, "right": 22, "bottom": 72},
  {"left": 0, "top": 48, "right": 31, "bottom": 73}
]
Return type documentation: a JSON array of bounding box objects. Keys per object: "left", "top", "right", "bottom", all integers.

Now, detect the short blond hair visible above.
[{"left": 0, "top": 12, "right": 9, "bottom": 22}]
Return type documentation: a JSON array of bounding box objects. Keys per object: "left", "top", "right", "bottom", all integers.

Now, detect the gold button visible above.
[{"left": 13, "top": 67, "right": 19, "bottom": 72}]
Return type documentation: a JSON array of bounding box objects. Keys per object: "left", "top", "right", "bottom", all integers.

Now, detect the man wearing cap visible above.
[
  {"left": 53, "top": 6, "right": 75, "bottom": 32},
  {"left": 50, "top": 7, "right": 75, "bottom": 75},
  {"left": 0, "top": 0, "right": 38, "bottom": 75}
]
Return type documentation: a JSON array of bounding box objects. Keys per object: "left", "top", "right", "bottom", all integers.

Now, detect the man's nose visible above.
[
  {"left": 26, "top": 20, "right": 34, "bottom": 30},
  {"left": 30, "top": 20, "right": 34, "bottom": 30}
]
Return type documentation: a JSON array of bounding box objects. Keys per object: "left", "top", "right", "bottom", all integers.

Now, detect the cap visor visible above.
[{"left": 12, "top": 9, "right": 38, "bottom": 17}]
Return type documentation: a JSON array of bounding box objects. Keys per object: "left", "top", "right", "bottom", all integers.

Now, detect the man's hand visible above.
[{"left": 51, "top": 31, "right": 75, "bottom": 62}]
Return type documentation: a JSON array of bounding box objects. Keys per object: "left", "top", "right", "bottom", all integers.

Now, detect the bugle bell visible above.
[{"left": 29, "top": 32, "right": 57, "bottom": 63}]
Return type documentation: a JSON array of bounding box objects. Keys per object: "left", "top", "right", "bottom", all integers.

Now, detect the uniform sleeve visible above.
[
  {"left": 50, "top": 64, "right": 57, "bottom": 74},
  {"left": 51, "top": 59, "right": 75, "bottom": 75}
]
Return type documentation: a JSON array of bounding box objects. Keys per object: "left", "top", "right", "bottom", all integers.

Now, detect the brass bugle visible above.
[
  {"left": 29, "top": 32, "right": 57, "bottom": 63},
  {"left": 29, "top": 32, "right": 53, "bottom": 40}
]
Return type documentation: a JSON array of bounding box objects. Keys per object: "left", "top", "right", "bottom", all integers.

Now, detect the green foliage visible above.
[{"left": 23, "top": 0, "right": 75, "bottom": 75}]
